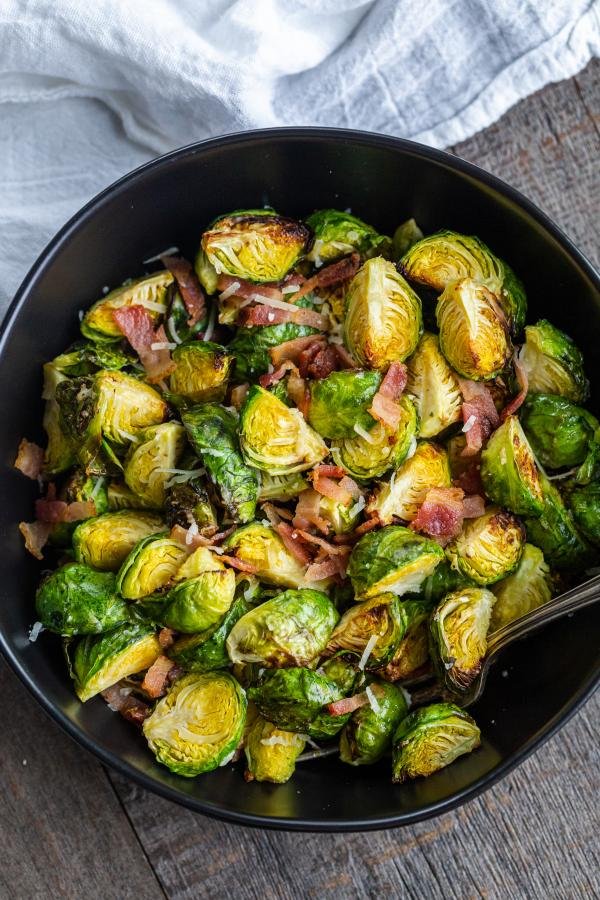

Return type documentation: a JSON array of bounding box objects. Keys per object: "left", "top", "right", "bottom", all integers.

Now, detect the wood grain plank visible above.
[{"left": 0, "top": 659, "right": 165, "bottom": 900}]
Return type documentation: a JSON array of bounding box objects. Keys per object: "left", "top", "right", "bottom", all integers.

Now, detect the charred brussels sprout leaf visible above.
[
  {"left": 73, "top": 623, "right": 161, "bottom": 701},
  {"left": 446, "top": 507, "right": 525, "bottom": 585},
  {"left": 52, "top": 340, "right": 133, "bottom": 375},
  {"left": 392, "top": 702, "right": 480, "bottom": 782},
  {"left": 182, "top": 404, "right": 258, "bottom": 523},
  {"left": 375, "top": 601, "right": 433, "bottom": 683},
  {"left": 305, "top": 209, "right": 386, "bottom": 264},
  {"left": 160, "top": 569, "right": 236, "bottom": 633},
  {"left": 344, "top": 257, "right": 422, "bottom": 369},
  {"left": 406, "top": 332, "right": 462, "bottom": 438},
  {"left": 480, "top": 415, "right": 544, "bottom": 516},
  {"left": 520, "top": 393, "right": 599, "bottom": 470},
  {"left": 491, "top": 543, "right": 553, "bottom": 630},
  {"left": 340, "top": 681, "right": 408, "bottom": 765},
  {"left": 168, "top": 597, "right": 250, "bottom": 672},
  {"left": 244, "top": 716, "right": 305, "bottom": 783},
  {"left": 201, "top": 210, "right": 309, "bottom": 283},
  {"left": 324, "top": 595, "right": 410, "bottom": 667},
  {"left": 248, "top": 668, "right": 349, "bottom": 740},
  {"left": 430, "top": 587, "right": 495, "bottom": 692},
  {"left": 143, "top": 672, "right": 247, "bottom": 776},
  {"left": 332, "top": 395, "right": 418, "bottom": 481},
  {"left": 81, "top": 271, "right": 174, "bottom": 342},
  {"left": 169, "top": 341, "right": 234, "bottom": 403},
  {"left": 308, "top": 370, "right": 382, "bottom": 439},
  {"left": 165, "top": 477, "right": 218, "bottom": 531},
  {"left": 568, "top": 482, "right": 600, "bottom": 547},
  {"left": 367, "top": 441, "right": 451, "bottom": 525},
  {"left": 518, "top": 320, "right": 588, "bottom": 403},
  {"left": 116, "top": 533, "right": 189, "bottom": 599},
  {"left": 73, "top": 510, "right": 165, "bottom": 571},
  {"left": 436, "top": 278, "right": 512, "bottom": 380},
  {"left": 42, "top": 363, "right": 76, "bottom": 476},
  {"left": 223, "top": 522, "right": 312, "bottom": 589},
  {"left": 35, "top": 563, "right": 129, "bottom": 636},
  {"left": 226, "top": 588, "right": 338, "bottom": 667},
  {"left": 347, "top": 525, "right": 445, "bottom": 599},
  {"left": 258, "top": 472, "right": 309, "bottom": 502},
  {"left": 524, "top": 473, "right": 590, "bottom": 569},
  {"left": 124, "top": 422, "right": 187, "bottom": 508}
]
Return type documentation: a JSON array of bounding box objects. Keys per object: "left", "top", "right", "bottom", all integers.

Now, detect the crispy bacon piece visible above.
[
  {"left": 101, "top": 684, "right": 151, "bottom": 726},
  {"left": 338, "top": 476, "right": 361, "bottom": 500},
  {"left": 298, "top": 341, "right": 339, "bottom": 380},
  {"left": 293, "top": 489, "right": 329, "bottom": 534},
  {"left": 216, "top": 275, "right": 284, "bottom": 301},
  {"left": 501, "top": 352, "right": 529, "bottom": 421},
  {"left": 459, "top": 378, "right": 500, "bottom": 456},
  {"left": 258, "top": 360, "right": 296, "bottom": 389},
  {"left": 354, "top": 517, "right": 379, "bottom": 536},
  {"left": 333, "top": 344, "right": 357, "bottom": 369},
  {"left": 269, "top": 335, "right": 326, "bottom": 367},
  {"left": 158, "top": 627, "right": 176, "bottom": 650},
  {"left": 292, "top": 252, "right": 361, "bottom": 300},
  {"left": 410, "top": 487, "right": 473, "bottom": 546},
  {"left": 141, "top": 655, "right": 176, "bottom": 699},
  {"left": 368, "top": 362, "right": 408, "bottom": 430},
  {"left": 314, "top": 464, "right": 347, "bottom": 478},
  {"left": 239, "top": 303, "right": 328, "bottom": 331},
  {"left": 14, "top": 439, "right": 44, "bottom": 480},
  {"left": 169, "top": 523, "right": 210, "bottom": 549},
  {"left": 35, "top": 497, "right": 96, "bottom": 524},
  {"left": 311, "top": 471, "right": 354, "bottom": 506},
  {"left": 295, "top": 530, "right": 350, "bottom": 556},
  {"left": 19, "top": 520, "right": 52, "bottom": 560},
  {"left": 287, "top": 370, "right": 310, "bottom": 416},
  {"left": 274, "top": 522, "right": 312, "bottom": 565},
  {"left": 113, "top": 306, "right": 176, "bottom": 383},
  {"left": 327, "top": 687, "right": 383, "bottom": 716},
  {"left": 219, "top": 555, "right": 258, "bottom": 574},
  {"left": 452, "top": 451, "right": 483, "bottom": 496},
  {"left": 305, "top": 555, "right": 348, "bottom": 582},
  {"left": 379, "top": 362, "right": 408, "bottom": 399},
  {"left": 161, "top": 255, "right": 206, "bottom": 326},
  {"left": 462, "top": 494, "right": 486, "bottom": 518}
]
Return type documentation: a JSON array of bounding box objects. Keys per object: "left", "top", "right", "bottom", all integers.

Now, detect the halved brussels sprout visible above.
[
  {"left": 160, "top": 569, "right": 236, "bottom": 633},
  {"left": 35, "top": 563, "right": 129, "bottom": 636},
  {"left": 375, "top": 602, "right": 432, "bottom": 683},
  {"left": 247, "top": 668, "right": 349, "bottom": 740},
  {"left": 332, "top": 395, "right": 418, "bottom": 481},
  {"left": 123, "top": 422, "right": 187, "bottom": 509},
  {"left": 340, "top": 680, "right": 408, "bottom": 766},
  {"left": 143, "top": 672, "right": 247, "bottom": 776},
  {"left": 518, "top": 320, "right": 588, "bottom": 403},
  {"left": 406, "top": 332, "right": 463, "bottom": 438},
  {"left": 436, "top": 278, "right": 512, "bottom": 380},
  {"left": 430, "top": 587, "right": 495, "bottom": 692},
  {"left": 324, "top": 595, "right": 409, "bottom": 668},
  {"left": 228, "top": 299, "right": 319, "bottom": 381},
  {"left": 305, "top": 209, "right": 386, "bottom": 264},
  {"left": 172, "top": 545, "right": 225, "bottom": 582},
  {"left": 525, "top": 473, "right": 591, "bottom": 568},
  {"left": 446, "top": 507, "right": 525, "bottom": 585},
  {"left": 480, "top": 415, "right": 544, "bottom": 516},
  {"left": 520, "top": 393, "right": 599, "bottom": 470},
  {"left": 244, "top": 715, "right": 305, "bottom": 784},
  {"left": 42, "top": 363, "right": 76, "bottom": 476},
  {"left": 491, "top": 543, "right": 553, "bottom": 631},
  {"left": 344, "top": 257, "right": 423, "bottom": 369},
  {"left": 168, "top": 597, "right": 250, "bottom": 672},
  {"left": 347, "top": 526, "right": 445, "bottom": 599},
  {"left": 226, "top": 588, "right": 338, "bottom": 667},
  {"left": 392, "top": 218, "right": 424, "bottom": 259},
  {"left": 48, "top": 471, "right": 109, "bottom": 547},
  {"left": 240, "top": 386, "right": 328, "bottom": 474},
  {"left": 318, "top": 494, "right": 362, "bottom": 535},
  {"left": 223, "top": 522, "right": 311, "bottom": 589},
  {"left": 116, "top": 533, "right": 189, "bottom": 600},
  {"left": 169, "top": 342, "right": 234, "bottom": 403},
  {"left": 308, "top": 370, "right": 382, "bottom": 439},
  {"left": 201, "top": 210, "right": 309, "bottom": 283},
  {"left": 400, "top": 229, "right": 526, "bottom": 333},
  {"left": 568, "top": 482, "right": 600, "bottom": 547},
  {"left": 107, "top": 482, "right": 157, "bottom": 511},
  {"left": 52, "top": 340, "right": 133, "bottom": 376},
  {"left": 73, "top": 510, "right": 165, "bottom": 571},
  {"left": 81, "top": 271, "right": 174, "bottom": 342},
  {"left": 392, "top": 702, "right": 481, "bottom": 782},
  {"left": 366, "top": 441, "right": 451, "bottom": 525},
  {"left": 182, "top": 404, "right": 258, "bottom": 523},
  {"left": 258, "top": 471, "right": 309, "bottom": 502},
  {"left": 73, "top": 623, "right": 161, "bottom": 701}
]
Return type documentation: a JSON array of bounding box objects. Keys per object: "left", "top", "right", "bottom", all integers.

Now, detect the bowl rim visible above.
[{"left": 1, "top": 126, "right": 599, "bottom": 832}]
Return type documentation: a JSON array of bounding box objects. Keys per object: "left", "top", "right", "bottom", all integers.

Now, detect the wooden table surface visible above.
[{"left": 2, "top": 59, "right": 599, "bottom": 900}]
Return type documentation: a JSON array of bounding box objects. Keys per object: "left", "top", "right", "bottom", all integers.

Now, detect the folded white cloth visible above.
[{"left": 0, "top": 0, "right": 598, "bottom": 311}]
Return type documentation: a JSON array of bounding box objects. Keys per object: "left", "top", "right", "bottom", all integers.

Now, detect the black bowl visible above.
[{"left": 1, "top": 128, "right": 598, "bottom": 831}]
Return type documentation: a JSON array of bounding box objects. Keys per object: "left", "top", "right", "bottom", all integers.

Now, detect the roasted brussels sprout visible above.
[
  {"left": 123, "top": 422, "right": 187, "bottom": 509},
  {"left": 35, "top": 563, "right": 129, "bottom": 636},
  {"left": 446, "top": 507, "right": 525, "bottom": 585},
  {"left": 324, "top": 595, "right": 410, "bottom": 667},
  {"left": 52, "top": 340, "right": 133, "bottom": 376},
  {"left": 258, "top": 471, "right": 309, "bottom": 502},
  {"left": 518, "top": 320, "right": 588, "bottom": 403},
  {"left": 143, "top": 672, "right": 247, "bottom": 776},
  {"left": 156, "top": 567, "right": 236, "bottom": 633},
  {"left": 244, "top": 715, "right": 305, "bottom": 783},
  {"left": 318, "top": 493, "right": 362, "bottom": 535},
  {"left": 81, "top": 271, "right": 174, "bottom": 342},
  {"left": 568, "top": 482, "right": 600, "bottom": 547},
  {"left": 520, "top": 393, "right": 599, "bottom": 470},
  {"left": 344, "top": 257, "right": 422, "bottom": 369},
  {"left": 247, "top": 668, "right": 348, "bottom": 739},
  {"left": 116, "top": 533, "right": 189, "bottom": 600},
  {"left": 400, "top": 229, "right": 526, "bottom": 333},
  {"left": 201, "top": 210, "right": 309, "bottom": 283},
  {"left": 240, "top": 386, "right": 328, "bottom": 474},
  {"left": 107, "top": 482, "right": 157, "bottom": 511},
  {"left": 436, "top": 278, "right": 512, "bottom": 380},
  {"left": 308, "top": 370, "right": 382, "bottom": 439},
  {"left": 524, "top": 473, "right": 590, "bottom": 569},
  {"left": 392, "top": 702, "right": 480, "bottom": 782},
  {"left": 194, "top": 246, "right": 219, "bottom": 295},
  {"left": 490, "top": 543, "right": 553, "bottom": 630},
  {"left": 226, "top": 588, "right": 338, "bottom": 666},
  {"left": 165, "top": 477, "right": 218, "bottom": 532},
  {"left": 376, "top": 602, "right": 432, "bottom": 683},
  {"left": 223, "top": 522, "right": 312, "bottom": 588},
  {"left": 347, "top": 526, "right": 445, "bottom": 599},
  {"left": 169, "top": 341, "right": 234, "bottom": 403},
  {"left": 305, "top": 209, "right": 386, "bottom": 264},
  {"left": 366, "top": 441, "right": 451, "bottom": 524},
  {"left": 392, "top": 218, "right": 424, "bottom": 259},
  {"left": 42, "top": 363, "right": 76, "bottom": 476},
  {"left": 168, "top": 597, "right": 250, "bottom": 672},
  {"left": 406, "top": 332, "right": 462, "bottom": 438},
  {"left": 430, "top": 587, "right": 495, "bottom": 691},
  {"left": 332, "top": 395, "right": 418, "bottom": 481},
  {"left": 181, "top": 404, "right": 258, "bottom": 523},
  {"left": 48, "top": 471, "right": 109, "bottom": 547},
  {"left": 73, "top": 510, "right": 164, "bottom": 571},
  {"left": 73, "top": 623, "right": 161, "bottom": 701},
  {"left": 340, "top": 681, "right": 408, "bottom": 765},
  {"left": 319, "top": 654, "right": 362, "bottom": 694},
  {"left": 480, "top": 415, "right": 544, "bottom": 516}
]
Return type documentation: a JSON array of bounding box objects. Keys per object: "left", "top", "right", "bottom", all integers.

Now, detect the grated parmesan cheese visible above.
[
  {"left": 358, "top": 633, "right": 378, "bottom": 671},
  {"left": 142, "top": 246, "right": 180, "bottom": 264},
  {"left": 167, "top": 316, "right": 183, "bottom": 344},
  {"left": 349, "top": 495, "right": 366, "bottom": 518},
  {"left": 462, "top": 415, "right": 477, "bottom": 433},
  {"left": 406, "top": 436, "right": 418, "bottom": 459},
  {"left": 218, "top": 281, "right": 241, "bottom": 302},
  {"left": 281, "top": 283, "right": 300, "bottom": 294},
  {"left": 28, "top": 621, "right": 44, "bottom": 642},
  {"left": 185, "top": 521, "right": 199, "bottom": 545},
  {"left": 365, "top": 685, "right": 381, "bottom": 714},
  {"left": 138, "top": 299, "right": 167, "bottom": 313},
  {"left": 353, "top": 422, "right": 378, "bottom": 444},
  {"left": 150, "top": 341, "right": 177, "bottom": 351},
  {"left": 203, "top": 307, "right": 216, "bottom": 342}
]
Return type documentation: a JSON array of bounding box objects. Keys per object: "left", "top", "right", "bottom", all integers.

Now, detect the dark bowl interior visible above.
[{"left": 1, "top": 129, "right": 598, "bottom": 831}]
